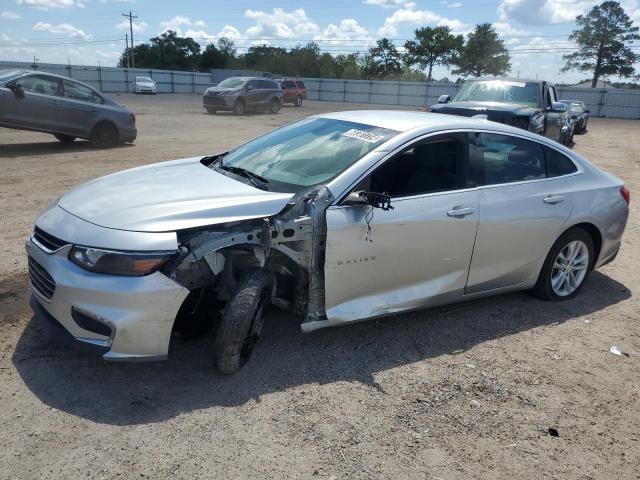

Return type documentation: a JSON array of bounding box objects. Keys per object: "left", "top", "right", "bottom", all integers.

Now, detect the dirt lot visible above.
[{"left": 0, "top": 95, "right": 638, "bottom": 479}]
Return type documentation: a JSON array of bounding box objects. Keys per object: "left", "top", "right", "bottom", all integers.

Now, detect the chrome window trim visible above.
[{"left": 331, "top": 128, "right": 583, "bottom": 206}]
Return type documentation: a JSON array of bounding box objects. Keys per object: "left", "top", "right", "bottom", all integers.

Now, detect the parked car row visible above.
[{"left": 201, "top": 76, "right": 307, "bottom": 115}]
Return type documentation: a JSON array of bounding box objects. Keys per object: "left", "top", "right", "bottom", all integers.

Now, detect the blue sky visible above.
[{"left": 1, "top": 0, "right": 640, "bottom": 82}]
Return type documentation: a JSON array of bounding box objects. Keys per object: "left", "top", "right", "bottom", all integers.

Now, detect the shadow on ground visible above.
[
  {"left": 0, "top": 141, "right": 133, "bottom": 158},
  {"left": 10, "top": 271, "right": 630, "bottom": 426}
]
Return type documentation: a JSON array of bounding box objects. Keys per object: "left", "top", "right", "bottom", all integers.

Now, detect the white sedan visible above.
[{"left": 134, "top": 76, "right": 157, "bottom": 94}]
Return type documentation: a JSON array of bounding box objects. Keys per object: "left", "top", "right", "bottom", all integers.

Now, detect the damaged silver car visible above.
[{"left": 27, "top": 111, "right": 630, "bottom": 373}]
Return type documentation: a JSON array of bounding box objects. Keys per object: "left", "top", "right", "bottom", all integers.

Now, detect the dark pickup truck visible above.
[{"left": 430, "top": 78, "right": 573, "bottom": 146}]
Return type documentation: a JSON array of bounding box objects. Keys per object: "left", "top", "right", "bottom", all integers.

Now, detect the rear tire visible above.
[
  {"left": 90, "top": 122, "right": 119, "bottom": 148},
  {"left": 269, "top": 98, "right": 281, "bottom": 114},
  {"left": 295, "top": 95, "right": 303, "bottom": 107},
  {"left": 54, "top": 134, "right": 76, "bottom": 143},
  {"left": 214, "top": 269, "right": 272, "bottom": 374},
  {"left": 531, "top": 227, "right": 594, "bottom": 301},
  {"left": 233, "top": 99, "right": 246, "bottom": 115}
]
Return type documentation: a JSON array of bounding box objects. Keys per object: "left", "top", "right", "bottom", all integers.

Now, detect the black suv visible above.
[
  {"left": 430, "top": 78, "right": 573, "bottom": 146},
  {"left": 203, "top": 77, "right": 283, "bottom": 115}
]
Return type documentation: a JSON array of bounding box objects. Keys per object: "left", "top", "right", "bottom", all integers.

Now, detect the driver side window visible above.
[{"left": 357, "top": 134, "right": 467, "bottom": 198}]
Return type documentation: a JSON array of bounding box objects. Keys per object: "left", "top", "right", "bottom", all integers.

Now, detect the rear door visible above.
[
  {"left": 57, "top": 79, "right": 102, "bottom": 136},
  {"left": 324, "top": 133, "right": 479, "bottom": 323},
  {"left": 465, "top": 132, "right": 574, "bottom": 294},
  {"left": 543, "top": 84, "right": 563, "bottom": 142},
  {"left": 3, "top": 74, "right": 61, "bottom": 132},
  {"left": 244, "top": 80, "right": 261, "bottom": 107}
]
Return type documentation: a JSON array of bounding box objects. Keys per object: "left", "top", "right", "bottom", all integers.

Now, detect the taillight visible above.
[
  {"left": 129, "top": 113, "right": 136, "bottom": 125},
  {"left": 620, "top": 185, "right": 630, "bottom": 205}
]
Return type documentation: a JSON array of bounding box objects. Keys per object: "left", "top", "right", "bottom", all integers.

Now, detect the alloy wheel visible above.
[{"left": 550, "top": 240, "right": 589, "bottom": 296}]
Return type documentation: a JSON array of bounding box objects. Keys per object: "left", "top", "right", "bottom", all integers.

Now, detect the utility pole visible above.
[
  {"left": 122, "top": 10, "right": 138, "bottom": 68},
  {"left": 125, "top": 33, "right": 130, "bottom": 68}
]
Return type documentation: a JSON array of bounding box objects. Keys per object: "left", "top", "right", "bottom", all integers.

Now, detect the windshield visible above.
[
  {"left": 214, "top": 118, "right": 398, "bottom": 193},
  {"left": 136, "top": 76, "right": 153, "bottom": 82},
  {"left": 218, "top": 77, "right": 246, "bottom": 88},
  {"left": 0, "top": 69, "right": 25, "bottom": 84},
  {"left": 454, "top": 80, "right": 540, "bottom": 107}
]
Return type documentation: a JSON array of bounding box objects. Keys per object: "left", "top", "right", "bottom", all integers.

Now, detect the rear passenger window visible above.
[
  {"left": 282, "top": 80, "right": 296, "bottom": 89},
  {"left": 545, "top": 146, "right": 577, "bottom": 177},
  {"left": 295, "top": 81, "right": 306, "bottom": 89},
  {"left": 469, "top": 133, "right": 545, "bottom": 186},
  {"left": 258, "top": 80, "right": 276, "bottom": 89},
  {"left": 62, "top": 79, "right": 103, "bottom": 104}
]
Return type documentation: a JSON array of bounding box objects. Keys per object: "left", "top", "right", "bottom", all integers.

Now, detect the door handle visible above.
[
  {"left": 543, "top": 195, "right": 566, "bottom": 204},
  {"left": 447, "top": 206, "right": 475, "bottom": 217},
  {"left": 48, "top": 100, "right": 59, "bottom": 105},
  {"left": 88, "top": 107, "right": 97, "bottom": 112}
]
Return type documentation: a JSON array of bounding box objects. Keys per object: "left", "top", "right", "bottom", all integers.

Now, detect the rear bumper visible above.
[
  {"left": 26, "top": 236, "right": 189, "bottom": 362},
  {"left": 119, "top": 125, "right": 137, "bottom": 142}
]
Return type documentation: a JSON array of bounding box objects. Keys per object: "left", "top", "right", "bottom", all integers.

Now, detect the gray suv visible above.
[
  {"left": 0, "top": 69, "right": 137, "bottom": 148},
  {"left": 203, "top": 77, "right": 283, "bottom": 115}
]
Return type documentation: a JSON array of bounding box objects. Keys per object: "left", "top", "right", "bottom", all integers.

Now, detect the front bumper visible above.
[
  {"left": 203, "top": 94, "right": 234, "bottom": 110},
  {"left": 26, "top": 237, "right": 189, "bottom": 361}
]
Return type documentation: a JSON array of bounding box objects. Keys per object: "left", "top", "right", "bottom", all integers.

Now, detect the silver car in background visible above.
[
  {"left": 0, "top": 69, "right": 136, "bottom": 147},
  {"left": 27, "top": 111, "right": 629, "bottom": 373},
  {"left": 203, "top": 77, "right": 283, "bottom": 115}
]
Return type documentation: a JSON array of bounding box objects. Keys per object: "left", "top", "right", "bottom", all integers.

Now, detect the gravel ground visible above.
[{"left": 0, "top": 95, "right": 638, "bottom": 479}]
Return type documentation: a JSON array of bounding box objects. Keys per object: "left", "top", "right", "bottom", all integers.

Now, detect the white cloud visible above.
[
  {"left": 1, "top": 10, "right": 21, "bottom": 19},
  {"left": 378, "top": 7, "right": 441, "bottom": 36},
  {"left": 159, "top": 16, "right": 207, "bottom": 34},
  {"left": 216, "top": 25, "right": 243, "bottom": 42},
  {"left": 316, "top": 19, "right": 374, "bottom": 49},
  {"left": 17, "top": 0, "right": 79, "bottom": 9},
  {"left": 436, "top": 18, "right": 471, "bottom": 35},
  {"left": 447, "top": 2, "right": 463, "bottom": 7},
  {"left": 244, "top": 8, "right": 321, "bottom": 39},
  {"left": 364, "top": 0, "right": 415, "bottom": 8},
  {"left": 1, "top": 33, "right": 10, "bottom": 41},
  {"left": 33, "top": 21, "right": 91, "bottom": 39},
  {"left": 116, "top": 19, "right": 148, "bottom": 33},
  {"left": 498, "top": 0, "right": 597, "bottom": 25}
]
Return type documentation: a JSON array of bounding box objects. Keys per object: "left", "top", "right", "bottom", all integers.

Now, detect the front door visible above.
[
  {"left": 543, "top": 83, "right": 563, "bottom": 142},
  {"left": 324, "top": 133, "right": 479, "bottom": 323},
  {"left": 3, "top": 74, "right": 61, "bottom": 132}
]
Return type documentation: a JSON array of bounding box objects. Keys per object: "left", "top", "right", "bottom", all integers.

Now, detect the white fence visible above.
[
  {"left": 0, "top": 61, "right": 213, "bottom": 94},
  {"left": 2, "top": 61, "right": 639, "bottom": 119}
]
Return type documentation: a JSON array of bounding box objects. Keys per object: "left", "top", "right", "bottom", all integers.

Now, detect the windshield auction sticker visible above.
[{"left": 342, "top": 129, "right": 385, "bottom": 143}]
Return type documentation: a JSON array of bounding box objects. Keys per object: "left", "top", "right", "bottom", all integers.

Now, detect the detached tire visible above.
[
  {"left": 215, "top": 269, "right": 272, "bottom": 374},
  {"left": 531, "top": 227, "right": 594, "bottom": 301},
  {"left": 90, "top": 122, "right": 119, "bottom": 148},
  {"left": 54, "top": 134, "right": 76, "bottom": 143}
]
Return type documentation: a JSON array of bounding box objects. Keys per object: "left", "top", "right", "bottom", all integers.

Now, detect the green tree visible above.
[
  {"left": 404, "top": 26, "right": 463, "bottom": 81},
  {"left": 118, "top": 31, "right": 201, "bottom": 70},
  {"left": 452, "top": 23, "right": 511, "bottom": 77},
  {"left": 561, "top": 1, "right": 640, "bottom": 88},
  {"left": 364, "top": 38, "right": 403, "bottom": 78},
  {"left": 333, "top": 53, "right": 363, "bottom": 79},
  {"left": 199, "top": 38, "right": 238, "bottom": 70}
]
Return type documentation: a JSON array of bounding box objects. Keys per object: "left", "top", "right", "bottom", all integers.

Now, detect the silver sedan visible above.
[
  {"left": 0, "top": 69, "right": 136, "bottom": 147},
  {"left": 27, "top": 111, "right": 629, "bottom": 373}
]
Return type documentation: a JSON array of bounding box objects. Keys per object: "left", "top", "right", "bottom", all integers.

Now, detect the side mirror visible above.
[
  {"left": 8, "top": 82, "right": 25, "bottom": 99},
  {"left": 550, "top": 102, "right": 568, "bottom": 113},
  {"left": 344, "top": 191, "right": 393, "bottom": 210},
  {"left": 438, "top": 94, "right": 451, "bottom": 104},
  {"left": 585, "top": 109, "right": 590, "bottom": 113},
  {"left": 245, "top": 84, "right": 254, "bottom": 91}
]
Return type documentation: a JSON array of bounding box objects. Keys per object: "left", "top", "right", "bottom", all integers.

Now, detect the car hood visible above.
[
  {"left": 57, "top": 157, "right": 294, "bottom": 233},
  {"left": 137, "top": 82, "right": 155, "bottom": 86},
  {"left": 430, "top": 101, "right": 539, "bottom": 117}
]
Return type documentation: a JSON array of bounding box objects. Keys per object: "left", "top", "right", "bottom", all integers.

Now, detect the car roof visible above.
[
  {"left": 315, "top": 110, "right": 531, "bottom": 134},
  {"left": 466, "top": 76, "right": 543, "bottom": 85}
]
